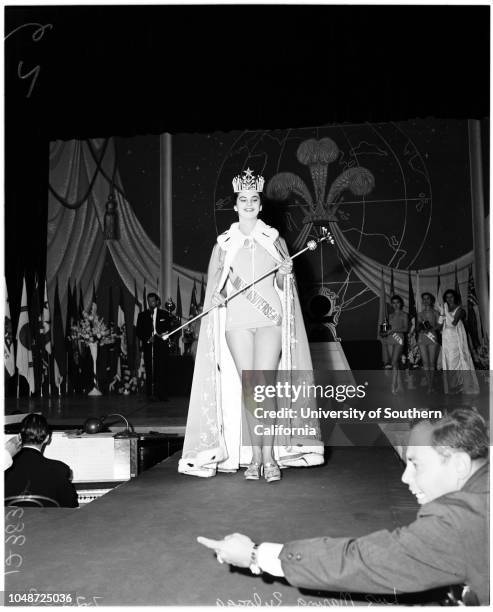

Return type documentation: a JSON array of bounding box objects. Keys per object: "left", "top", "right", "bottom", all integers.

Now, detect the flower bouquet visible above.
[{"left": 71, "top": 304, "right": 116, "bottom": 395}]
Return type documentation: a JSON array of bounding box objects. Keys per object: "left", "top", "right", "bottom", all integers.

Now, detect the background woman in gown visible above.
[
  {"left": 439, "top": 289, "right": 479, "bottom": 394},
  {"left": 178, "top": 169, "right": 323, "bottom": 480}
]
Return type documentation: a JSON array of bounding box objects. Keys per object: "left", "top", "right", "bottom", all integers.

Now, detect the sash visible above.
[
  {"left": 229, "top": 270, "right": 282, "bottom": 325},
  {"left": 391, "top": 332, "right": 403, "bottom": 345}
]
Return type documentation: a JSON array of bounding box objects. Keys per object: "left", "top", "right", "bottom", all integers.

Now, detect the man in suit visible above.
[
  {"left": 198, "top": 409, "right": 489, "bottom": 604},
  {"left": 5, "top": 414, "right": 78, "bottom": 508},
  {"left": 136, "top": 293, "right": 174, "bottom": 401}
]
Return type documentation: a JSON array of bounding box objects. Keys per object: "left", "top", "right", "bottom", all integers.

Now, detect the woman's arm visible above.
[{"left": 451, "top": 307, "right": 465, "bottom": 326}]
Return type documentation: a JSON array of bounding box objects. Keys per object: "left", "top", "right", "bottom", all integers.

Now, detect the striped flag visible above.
[
  {"left": 4, "top": 278, "right": 15, "bottom": 376},
  {"left": 41, "top": 279, "right": 52, "bottom": 391},
  {"left": 378, "top": 268, "right": 387, "bottom": 337},
  {"left": 53, "top": 280, "right": 66, "bottom": 388},
  {"left": 454, "top": 264, "right": 462, "bottom": 304},
  {"left": 390, "top": 267, "right": 395, "bottom": 297},
  {"left": 16, "top": 276, "right": 35, "bottom": 393},
  {"left": 30, "top": 274, "right": 43, "bottom": 392},
  {"left": 466, "top": 265, "right": 482, "bottom": 350}
]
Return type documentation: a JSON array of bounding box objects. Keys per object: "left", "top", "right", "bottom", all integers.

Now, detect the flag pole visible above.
[
  {"left": 16, "top": 371, "right": 20, "bottom": 399},
  {"left": 161, "top": 230, "right": 334, "bottom": 342}
]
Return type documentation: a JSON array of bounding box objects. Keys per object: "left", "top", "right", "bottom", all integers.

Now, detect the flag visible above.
[
  {"left": 415, "top": 270, "right": 421, "bottom": 314},
  {"left": 200, "top": 276, "right": 206, "bottom": 307},
  {"left": 143, "top": 279, "right": 147, "bottom": 310},
  {"left": 41, "top": 279, "right": 52, "bottom": 391},
  {"left": 189, "top": 280, "right": 198, "bottom": 317},
  {"left": 408, "top": 269, "right": 417, "bottom": 340},
  {"left": 91, "top": 281, "right": 97, "bottom": 309},
  {"left": 53, "top": 280, "right": 66, "bottom": 388},
  {"left": 133, "top": 279, "right": 140, "bottom": 326},
  {"left": 436, "top": 266, "right": 443, "bottom": 312},
  {"left": 132, "top": 279, "right": 141, "bottom": 373},
  {"left": 454, "top": 264, "right": 462, "bottom": 304},
  {"left": 118, "top": 287, "right": 127, "bottom": 356},
  {"left": 65, "top": 278, "right": 80, "bottom": 394},
  {"left": 108, "top": 286, "right": 115, "bottom": 326},
  {"left": 16, "top": 276, "right": 35, "bottom": 393},
  {"left": 378, "top": 268, "right": 387, "bottom": 336},
  {"left": 390, "top": 268, "right": 395, "bottom": 297},
  {"left": 4, "top": 278, "right": 15, "bottom": 376},
  {"left": 175, "top": 278, "right": 183, "bottom": 355},
  {"left": 79, "top": 286, "right": 85, "bottom": 317},
  {"left": 176, "top": 278, "right": 183, "bottom": 322},
  {"left": 466, "top": 265, "right": 482, "bottom": 350},
  {"left": 30, "top": 273, "right": 43, "bottom": 392}
]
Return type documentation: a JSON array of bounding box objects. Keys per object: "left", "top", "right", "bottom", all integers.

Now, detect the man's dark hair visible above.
[
  {"left": 20, "top": 414, "right": 51, "bottom": 445},
  {"left": 147, "top": 292, "right": 159, "bottom": 301},
  {"left": 413, "top": 408, "right": 488, "bottom": 460}
]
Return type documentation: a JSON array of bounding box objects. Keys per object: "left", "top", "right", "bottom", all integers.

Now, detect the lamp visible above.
[
  {"left": 103, "top": 192, "right": 119, "bottom": 240},
  {"left": 82, "top": 413, "right": 138, "bottom": 438}
]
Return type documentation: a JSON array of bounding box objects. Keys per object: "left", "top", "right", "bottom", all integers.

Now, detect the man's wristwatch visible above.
[{"left": 249, "top": 543, "right": 262, "bottom": 575}]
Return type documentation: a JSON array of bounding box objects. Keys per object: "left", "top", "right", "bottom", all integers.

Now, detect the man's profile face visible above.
[
  {"left": 147, "top": 296, "right": 158, "bottom": 310},
  {"left": 401, "top": 423, "right": 462, "bottom": 505}
]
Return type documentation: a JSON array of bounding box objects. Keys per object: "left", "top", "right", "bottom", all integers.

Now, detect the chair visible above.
[{"left": 5, "top": 494, "right": 60, "bottom": 508}]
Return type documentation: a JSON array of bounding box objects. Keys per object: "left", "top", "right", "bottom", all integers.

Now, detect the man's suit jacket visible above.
[
  {"left": 5, "top": 448, "right": 79, "bottom": 508},
  {"left": 280, "top": 463, "right": 489, "bottom": 604},
  {"left": 136, "top": 308, "right": 173, "bottom": 344}
]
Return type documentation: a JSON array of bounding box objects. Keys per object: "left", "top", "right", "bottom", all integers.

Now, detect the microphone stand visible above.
[{"left": 160, "top": 228, "right": 334, "bottom": 342}]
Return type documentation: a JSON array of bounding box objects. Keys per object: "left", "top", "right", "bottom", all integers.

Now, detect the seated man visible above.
[
  {"left": 198, "top": 409, "right": 488, "bottom": 604},
  {"left": 5, "top": 414, "right": 78, "bottom": 508}
]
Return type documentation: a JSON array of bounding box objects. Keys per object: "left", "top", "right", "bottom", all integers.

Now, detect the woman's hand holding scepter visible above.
[{"left": 160, "top": 228, "right": 334, "bottom": 342}]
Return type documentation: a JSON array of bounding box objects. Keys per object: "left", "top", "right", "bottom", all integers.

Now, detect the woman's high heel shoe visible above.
[
  {"left": 263, "top": 462, "right": 281, "bottom": 483},
  {"left": 244, "top": 462, "right": 262, "bottom": 480}
]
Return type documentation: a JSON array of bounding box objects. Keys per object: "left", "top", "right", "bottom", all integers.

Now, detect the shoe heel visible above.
[{"left": 263, "top": 462, "right": 281, "bottom": 483}]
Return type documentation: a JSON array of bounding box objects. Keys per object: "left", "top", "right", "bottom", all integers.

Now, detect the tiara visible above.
[{"left": 232, "top": 168, "right": 265, "bottom": 193}]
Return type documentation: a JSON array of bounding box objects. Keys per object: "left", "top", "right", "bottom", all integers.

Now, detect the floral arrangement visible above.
[
  {"left": 70, "top": 304, "right": 116, "bottom": 346},
  {"left": 109, "top": 362, "right": 140, "bottom": 395}
]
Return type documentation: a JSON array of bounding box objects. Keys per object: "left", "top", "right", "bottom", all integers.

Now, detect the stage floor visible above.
[
  {"left": 5, "top": 395, "right": 188, "bottom": 434},
  {"left": 3, "top": 446, "right": 428, "bottom": 606}
]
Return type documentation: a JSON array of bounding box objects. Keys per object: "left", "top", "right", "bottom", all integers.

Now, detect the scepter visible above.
[{"left": 160, "top": 228, "right": 335, "bottom": 342}]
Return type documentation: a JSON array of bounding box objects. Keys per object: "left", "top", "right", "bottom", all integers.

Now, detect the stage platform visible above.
[
  {"left": 4, "top": 395, "right": 188, "bottom": 435},
  {"left": 2, "top": 446, "right": 441, "bottom": 606}
]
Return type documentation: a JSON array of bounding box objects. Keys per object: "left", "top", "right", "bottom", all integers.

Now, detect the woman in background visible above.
[
  {"left": 417, "top": 292, "right": 440, "bottom": 392},
  {"left": 380, "top": 294, "right": 408, "bottom": 393},
  {"left": 439, "top": 289, "right": 479, "bottom": 394}
]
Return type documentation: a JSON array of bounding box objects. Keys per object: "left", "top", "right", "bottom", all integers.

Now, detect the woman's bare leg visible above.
[
  {"left": 225, "top": 329, "right": 260, "bottom": 462},
  {"left": 253, "top": 326, "right": 282, "bottom": 464}
]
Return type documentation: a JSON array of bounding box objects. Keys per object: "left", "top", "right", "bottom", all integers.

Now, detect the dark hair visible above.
[
  {"left": 421, "top": 292, "right": 436, "bottom": 305},
  {"left": 20, "top": 414, "right": 51, "bottom": 446},
  {"left": 147, "top": 292, "right": 160, "bottom": 302},
  {"left": 413, "top": 408, "right": 488, "bottom": 460},
  {"left": 443, "top": 289, "right": 460, "bottom": 305},
  {"left": 390, "top": 294, "right": 404, "bottom": 308}
]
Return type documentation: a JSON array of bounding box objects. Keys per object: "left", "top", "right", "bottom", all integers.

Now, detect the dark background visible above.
[{"left": 5, "top": 4, "right": 490, "bottom": 321}]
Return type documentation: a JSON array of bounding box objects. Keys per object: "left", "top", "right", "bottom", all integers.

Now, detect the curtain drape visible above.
[
  {"left": 330, "top": 221, "right": 474, "bottom": 308},
  {"left": 48, "top": 138, "right": 202, "bottom": 332}
]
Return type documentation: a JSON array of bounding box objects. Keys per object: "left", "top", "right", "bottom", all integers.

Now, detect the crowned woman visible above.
[{"left": 178, "top": 169, "right": 324, "bottom": 481}]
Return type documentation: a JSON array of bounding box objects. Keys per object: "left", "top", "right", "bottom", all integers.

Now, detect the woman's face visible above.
[
  {"left": 391, "top": 299, "right": 402, "bottom": 311},
  {"left": 445, "top": 293, "right": 456, "bottom": 307},
  {"left": 234, "top": 191, "right": 261, "bottom": 219},
  {"left": 422, "top": 294, "right": 432, "bottom": 308}
]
